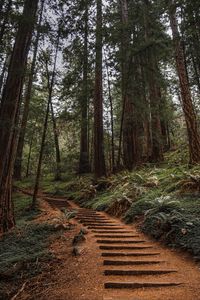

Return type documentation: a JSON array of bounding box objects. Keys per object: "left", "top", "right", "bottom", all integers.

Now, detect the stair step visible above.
[
  {"left": 101, "top": 252, "right": 160, "bottom": 257},
  {"left": 77, "top": 217, "right": 108, "bottom": 221},
  {"left": 100, "top": 246, "right": 153, "bottom": 250},
  {"left": 104, "top": 282, "right": 182, "bottom": 289},
  {"left": 88, "top": 226, "right": 124, "bottom": 230},
  {"left": 92, "top": 230, "right": 134, "bottom": 234},
  {"left": 95, "top": 235, "right": 140, "bottom": 238},
  {"left": 104, "top": 269, "right": 177, "bottom": 276},
  {"left": 81, "top": 220, "right": 115, "bottom": 224},
  {"left": 97, "top": 240, "right": 145, "bottom": 244},
  {"left": 104, "top": 260, "right": 163, "bottom": 266}
]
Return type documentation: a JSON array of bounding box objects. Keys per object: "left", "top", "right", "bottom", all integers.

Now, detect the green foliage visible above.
[{"left": 0, "top": 223, "right": 56, "bottom": 275}]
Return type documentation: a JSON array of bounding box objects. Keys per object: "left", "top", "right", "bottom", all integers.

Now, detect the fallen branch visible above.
[{"left": 11, "top": 281, "right": 27, "bottom": 300}]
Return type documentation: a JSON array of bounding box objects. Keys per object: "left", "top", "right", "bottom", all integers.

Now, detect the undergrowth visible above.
[
  {"left": 0, "top": 193, "right": 63, "bottom": 299},
  {"left": 16, "top": 149, "right": 200, "bottom": 259}
]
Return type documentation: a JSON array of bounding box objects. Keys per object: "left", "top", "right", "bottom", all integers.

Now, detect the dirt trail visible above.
[
  {"left": 39, "top": 198, "right": 200, "bottom": 300},
  {"left": 16, "top": 191, "right": 200, "bottom": 300}
]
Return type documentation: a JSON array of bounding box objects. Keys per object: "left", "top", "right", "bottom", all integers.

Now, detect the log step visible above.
[
  {"left": 101, "top": 252, "right": 160, "bottom": 257},
  {"left": 104, "top": 269, "right": 177, "bottom": 276},
  {"left": 97, "top": 240, "right": 145, "bottom": 244},
  {"left": 92, "top": 230, "right": 134, "bottom": 234},
  {"left": 77, "top": 217, "right": 108, "bottom": 221},
  {"left": 95, "top": 235, "right": 140, "bottom": 238},
  {"left": 88, "top": 226, "right": 124, "bottom": 230},
  {"left": 100, "top": 246, "right": 154, "bottom": 250},
  {"left": 104, "top": 260, "right": 163, "bottom": 266},
  {"left": 104, "top": 282, "right": 182, "bottom": 289},
  {"left": 80, "top": 220, "right": 116, "bottom": 224}
]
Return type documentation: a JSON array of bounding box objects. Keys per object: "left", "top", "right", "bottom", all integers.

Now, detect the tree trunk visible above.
[
  {"left": 79, "top": 1, "right": 91, "bottom": 174},
  {"left": 26, "top": 130, "right": 34, "bottom": 177},
  {"left": 93, "top": 0, "right": 106, "bottom": 178},
  {"left": 143, "top": 0, "right": 163, "bottom": 162},
  {"left": 32, "top": 29, "right": 60, "bottom": 207},
  {"left": 50, "top": 100, "right": 61, "bottom": 180},
  {"left": 168, "top": 0, "right": 200, "bottom": 164},
  {"left": 105, "top": 55, "right": 115, "bottom": 172},
  {"left": 0, "top": 0, "right": 39, "bottom": 233},
  {"left": 14, "top": 0, "right": 45, "bottom": 180},
  {"left": 118, "top": 0, "right": 138, "bottom": 170}
]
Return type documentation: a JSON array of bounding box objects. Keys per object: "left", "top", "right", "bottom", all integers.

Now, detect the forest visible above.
[{"left": 1, "top": 0, "right": 200, "bottom": 299}]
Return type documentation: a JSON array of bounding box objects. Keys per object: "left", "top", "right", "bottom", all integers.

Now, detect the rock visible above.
[
  {"left": 72, "top": 232, "right": 86, "bottom": 245},
  {"left": 80, "top": 228, "right": 88, "bottom": 235},
  {"left": 72, "top": 246, "right": 83, "bottom": 256}
]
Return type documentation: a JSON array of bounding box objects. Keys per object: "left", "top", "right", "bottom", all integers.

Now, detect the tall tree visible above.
[
  {"left": 144, "top": 0, "right": 164, "bottom": 162},
  {"left": 93, "top": 0, "right": 106, "bottom": 178},
  {"left": 0, "top": 0, "right": 39, "bottom": 233},
  {"left": 79, "top": 0, "right": 91, "bottom": 174},
  {"left": 118, "top": 0, "right": 138, "bottom": 170},
  {"left": 32, "top": 29, "right": 60, "bottom": 207},
  {"left": 14, "top": 0, "right": 45, "bottom": 180},
  {"left": 168, "top": 0, "right": 200, "bottom": 164}
]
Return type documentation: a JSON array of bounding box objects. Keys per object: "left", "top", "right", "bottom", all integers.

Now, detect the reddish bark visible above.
[{"left": 0, "top": 0, "right": 39, "bottom": 233}]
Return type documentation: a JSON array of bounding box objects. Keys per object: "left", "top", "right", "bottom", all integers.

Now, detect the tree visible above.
[
  {"left": 32, "top": 28, "right": 60, "bottom": 207},
  {"left": 93, "top": 0, "right": 106, "bottom": 178},
  {"left": 0, "top": 0, "right": 39, "bottom": 233},
  {"left": 14, "top": 0, "right": 45, "bottom": 180},
  {"left": 79, "top": 0, "right": 91, "bottom": 174},
  {"left": 168, "top": 0, "right": 200, "bottom": 164}
]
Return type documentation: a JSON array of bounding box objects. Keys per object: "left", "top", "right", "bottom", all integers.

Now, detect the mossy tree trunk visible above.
[
  {"left": 14, "top": 0, "right": 45, "bottom": 180},
  {"left": 93, "top": 0, "right": 106, "bottom": 178},
  {"left": 0, "top": 0, "right": 39, "bottom": 233},
  {"left": 168, "top": 0, "right": 200, "bottom": 164},
  {"left": 79, "top": 1, "right": 91, "bottom": 174}
]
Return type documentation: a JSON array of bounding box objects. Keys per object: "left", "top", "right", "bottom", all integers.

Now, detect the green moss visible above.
[{"left": 0, "top": 223, "right": 56, "bottom": 274}]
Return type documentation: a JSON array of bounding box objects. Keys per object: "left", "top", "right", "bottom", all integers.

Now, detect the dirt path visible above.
[
  {"left": 34, "top": 198, "right": 200, "bottom": 300},
  {"left": 15, "top": 190, "right": 200, "bottom": 300}
]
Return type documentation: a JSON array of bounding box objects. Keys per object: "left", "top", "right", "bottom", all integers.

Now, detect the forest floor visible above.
[
  {"left": 1, "top": 192, "right": 200, "bottom": 300},
  {"left": 2, "top": 150, "right": 200, "bottom": 299}
]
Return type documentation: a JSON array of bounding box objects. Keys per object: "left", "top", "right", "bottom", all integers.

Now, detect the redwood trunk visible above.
[
  {"left": 79, "top": 2, "right": 91, "bottom": 174},
  {"left": 14, "top": 0, "right": 45, "bottom": 180},
  {"left": 168, "top": 0, "right": 200, "bottom": 164},
  {"left": 93, "top": 0, "right": 106, "bottom": 178},
  {"left": 32, "top": 29, "right": 60, "bottom": 206},
  {"left": 0, "top": 0, "right": 39, "bottom": 233}
]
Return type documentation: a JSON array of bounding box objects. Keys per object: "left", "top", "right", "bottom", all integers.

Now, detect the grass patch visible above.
[{"left": 0, "top": 223, "right": 56, "bottom": 274}]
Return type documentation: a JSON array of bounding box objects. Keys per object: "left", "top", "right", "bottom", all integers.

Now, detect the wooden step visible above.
[
  {"left": 88, "top": 226, "right": 124, "bottom": 229},
  {"left": 104, "top": 260, "right": 163, "bottom": 266},
  {"left": 97, "top": 240, "right": 145, "bottom": 244},
  {"left": 101, "top": 252, "right": 160, "bottom": 257},
  {"left": 95, "top": 235, "right": 140, "bottom": 238},
  {"left": 92, "top": 230, "right": 134, "bottom": 234},
  {"left": 77, "top": 217, "right": 108, "bottom": 221},
  {"left": 80, "top": 220, "right": 116, "bottom": 224},
  {"left": 100, "top": 246, "right": 154, "bottom": 250},
  {"left": 104, "top": 269, "right": 177, "bottom": 276},
  {"left": 104, "top": 282, "right": 182, "bottom": 289}
]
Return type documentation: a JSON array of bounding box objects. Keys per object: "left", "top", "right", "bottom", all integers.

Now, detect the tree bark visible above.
[
  {"left": 79, "top": 1, "right": 91, "bottom": 174},
  {"left": 105, "top": 54, "right": 115, "bottom": 172},
  {"left": 32, "top": 29, "right": 60, "bottom": 207},
  {"left": 0, "top": 0, "right": 39, "bottom": 233},
  {"left": 143, "top": 0, "right": 163, "bottom": 162},
  {"left": 14, "top": 0, "right": 45, "bottom": 180},
  {"left": 168, "top": 0, "right": 200, "bottom": 164},
  {"left": 26, "top": 130, "right": 34, "bottom": 177},
  {"left": 118, "top": 0, "right": 138, "bottom": 170},
  {"left": 93, "top": 0, "right": 106, "bottom": 178}
]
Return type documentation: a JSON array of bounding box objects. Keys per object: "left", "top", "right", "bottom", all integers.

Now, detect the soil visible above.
[{"left": 9, "top": 195, "right": 200, "bottom": 300}]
